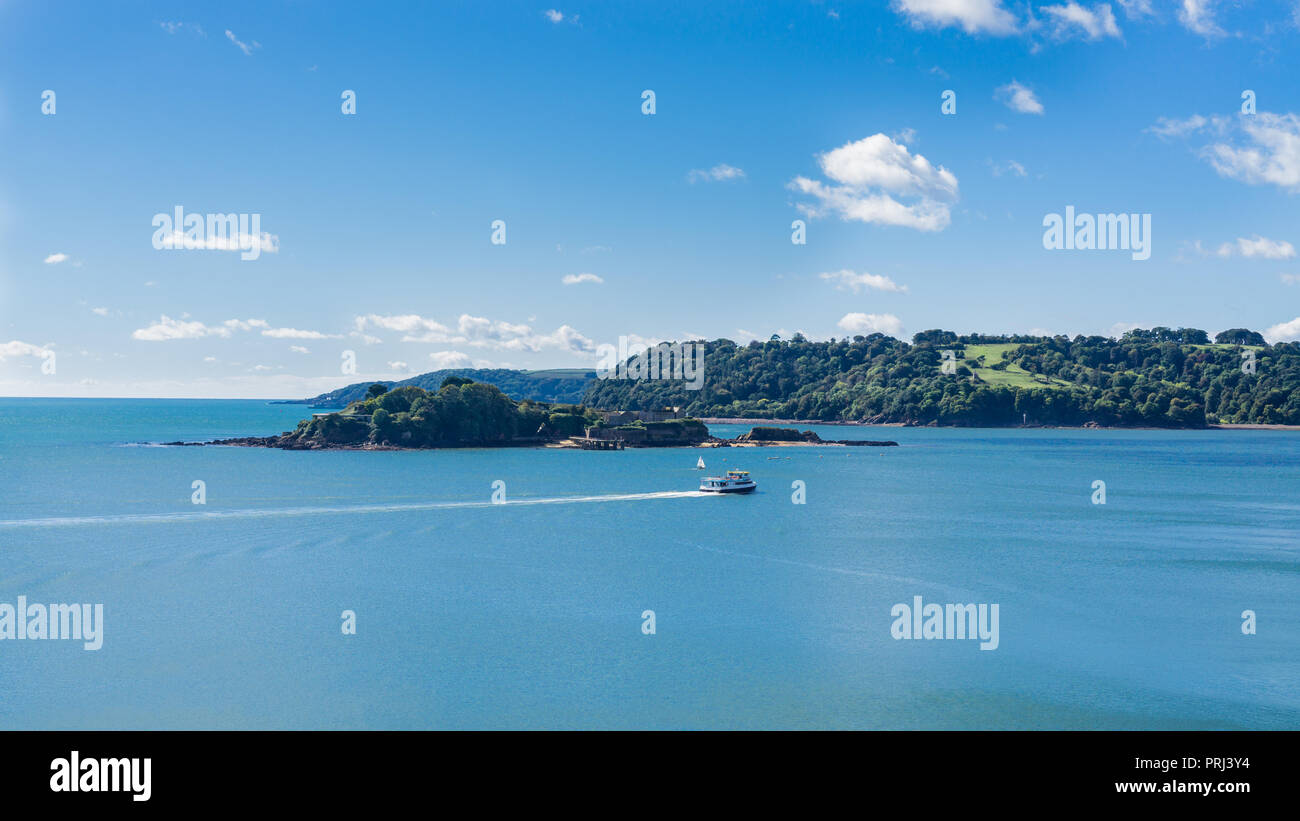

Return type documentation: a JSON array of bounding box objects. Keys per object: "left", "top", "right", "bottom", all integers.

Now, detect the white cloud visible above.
[
  {"left": 356, "top": 313, "right": 596, "bottom": 353},
  {"left": 1116, "top": 0, "right": 1153, "bottom": 18},
  {"left": 1215, "top": 235, "right": 1296, "bottom": 259},
  {"left": 989, "top": 159, "right": 1028, "bottom": 177},
  {"left": 837, "top": 312, "right": 905, "bottom": 337},
  {"left": 429, "top": 351, "right": 473, "bottom": 369},
  {"left": 819, "top": 269, "right": 908, "bottom": 293},
  {"left": 1177, "top": 0, "right": 1224, "bottom": 37},
  {"left": 290, "top": 345, "right": 310, "bottom": 354},
  {"left": 1281, "top": 273, "right": 1300, "bottom": 284},
  {"left": 687, "top": 164, "right": 746, "bottom": 183},
  {"left": 1039, "top": 2, "right": 1121, "bottom": 40},
  {"left": 91, "top": 307, "right": 109, "bottom": 316},
  {"left": 133, "top": 315, "right": 233, "bottom": 341},
  {"left": 0, "top": 340, "right": 53, "bottom": 361},
  {"left": 995, "top": 81, "right": 1044, "bottom": 115},
  {"left": 562, "top": 273, "right": 604, "bottom": 285},
  {"left": 225, "top": 29, "right": 258, "bottom": 55},
  {"left": 160, "top": 21, "right": 204, "bottom": 36},
  {"left": 892, "top": 0, "right": 1018, "bottom": 35},
  {"left": 1203, "top": 113, "right": 1300, "bottom": 192},
  {"left": 387, "top": 360, "right": 411, "bottom": 372},
  {"left": 544, "top": 9, "right": 565, "bottom": 23},
  {"left": 1146, "top": 114, "right": 1212, "bottom": 139},
  {"left": 789, "top": 133, "right": 959, "bottom": 232},
  {"left": 261, "top": 327, "right": 342, "bottom": 339},
  {"left": 1264, "top": 316, "right": 1300, "bottom": 343},
  {"left": 133, "top": 316, "right": 333, "bottom": 342},
  {"left": 44, "top": 253, "right": 68, "bottom": 264},
  {"left": 156, "top": 229, "right": 279, "bottom": 254}
]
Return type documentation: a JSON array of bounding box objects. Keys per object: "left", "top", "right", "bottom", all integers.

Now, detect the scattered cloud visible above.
[
  {"left": 1153, "top": 112, "right": 1300, "bottom": 192},
  {"left": 687, "top": 164, "right": 746, "bottom": 183},
  {"left": 355, "top": 313, "right": 596, "bottom": 354},
  {"left": 429, "top": 350, "right": 473, "bottom": 369},
  {"left": 544, "top": 9, "right": 578, "bottom": 24},
  {"left": 387, "top": 360, "right": 411, "bottom": 372},
  {"left": 837, "top": 312, "right": 905, "bottom": 337},
  {"left": 789, "top": 133, "right": 959, "bottom": 232},
  {"left": 1281, "top": 273, "right": 1300, "bottom": 284},
  {"left": 1204, "top": 113, "right": 1300, "bottom": 192},
  {"left": 91, "top": 307, "right": 109, "bottom": 316},
  {"left": 1146, "top": 114, "right": 1211, "bottom": 139},
  {"left": 160, "top": 21, "right": 204, "bottom": 36},
  {"left": 44, "top": 253, "right": 68, "bottom": 264},
  {"left": 132, "top": 316, "right": 337, "bottom": 342},
  {"left": 290, "top": 346, "right": 310, "bottom": 354},
  {"left": 225, "top": 29, "right": 259, "bottom": 56},
  {"left": 133, "top": 315, "right": 236, "bottom": 341},
  {"left": 562, "top": 273, "right": 604, "bottom": 285},
  {"left": 1177, "top": 0, "right": 1225, "bottom": 37},
  {"left": 155, "top": 229, "right": 279, "bottom": 254},
  {"left": 995, "top": 81, "right": 1044, "bottom": 115},
  {"left": 1264, "top": 316, "right": 1300, "bottom": 343},
  {"left": 1215, "top": 235, "right": 1296, "bottom": 259},
  {"left": 0, "top": 340, "right": 53, "bottom": 361},
  {"left": 819, "top": 269, "right": 908, "bottom": 293},
  {"left": 261, "top": 327, "right": 342, "bottom": 340},
  {"left": 1038, "top": 2, "right": 1122, "bottom": 41},
  {"left": 891, "top": 0, "right": 1018, "bottom": 35},
  {"left": 1116, "top": 0, "right": 1153, "bottom": 19},
  {"left": 989, "top": 159, "right": 1028, "bottom": 177}
]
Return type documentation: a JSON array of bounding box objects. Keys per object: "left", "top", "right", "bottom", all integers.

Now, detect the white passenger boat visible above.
[{"left": 700, "top": 469, "right": 756, "bottom": 494}]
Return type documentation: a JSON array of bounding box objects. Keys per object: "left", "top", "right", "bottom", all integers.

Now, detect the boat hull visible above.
[{"left": 700, "top": 483, "right": 756, "bottom": 494}]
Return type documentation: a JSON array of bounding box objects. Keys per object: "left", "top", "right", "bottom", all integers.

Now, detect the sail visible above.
[{"left": 696, "top": 456, "right": 706, "bottom": 469}]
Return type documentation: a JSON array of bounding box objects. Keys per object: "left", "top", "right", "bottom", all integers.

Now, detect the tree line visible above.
[{"left": 581, "top": 330, "right": 1300, "bottom": 427}]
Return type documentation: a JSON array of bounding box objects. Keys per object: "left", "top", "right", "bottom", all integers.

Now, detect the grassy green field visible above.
[{"left": 958, "top": 343, "right": 1070, "bottom": 390}]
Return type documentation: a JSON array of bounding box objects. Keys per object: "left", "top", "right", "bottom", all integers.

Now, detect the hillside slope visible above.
[{"left": 285, "top": 368, "right": 595, "bottom": 408}]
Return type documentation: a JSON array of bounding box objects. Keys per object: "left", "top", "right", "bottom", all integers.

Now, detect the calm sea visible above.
[{"left": 0, "top": 398, "right": 1297, "bottom": 729}]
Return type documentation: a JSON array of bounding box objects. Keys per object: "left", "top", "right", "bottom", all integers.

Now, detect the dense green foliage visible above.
[
  {"left": 280, "top": 380, "right": 604, "bottom": 447},
  {"left": 582, "top": 330, "right": 1300, "bottom": 427},
  {"left": 288, "top": 368, "right": 596, "bottom": 408}
]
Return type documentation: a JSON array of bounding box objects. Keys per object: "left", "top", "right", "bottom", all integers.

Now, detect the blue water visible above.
[{"left": 1, "top": 398, "right": 1297, "bottom": 729}]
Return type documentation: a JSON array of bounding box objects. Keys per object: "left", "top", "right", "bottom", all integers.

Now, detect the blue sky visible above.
[{"left": 3, "top": 0, "right": 1300, "bottom": 397}]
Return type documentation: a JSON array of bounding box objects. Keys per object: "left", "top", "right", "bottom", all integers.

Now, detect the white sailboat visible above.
[{"left": 696, "top": 456, "right": 706, "bottom": 469}]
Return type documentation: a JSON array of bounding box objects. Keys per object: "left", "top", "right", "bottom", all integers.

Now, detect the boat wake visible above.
[{"left": 0, "top": 490, "right": 710, "bottom": 530}]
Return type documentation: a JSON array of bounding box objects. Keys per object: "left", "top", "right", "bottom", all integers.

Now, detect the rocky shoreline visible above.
[{"left": 164, "top": 425, "right": 899, "bottom": 451}]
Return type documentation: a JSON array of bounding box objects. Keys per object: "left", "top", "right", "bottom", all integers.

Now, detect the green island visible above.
[{"left": 208, "top": 377, "right": 715, "bottom": 450}]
